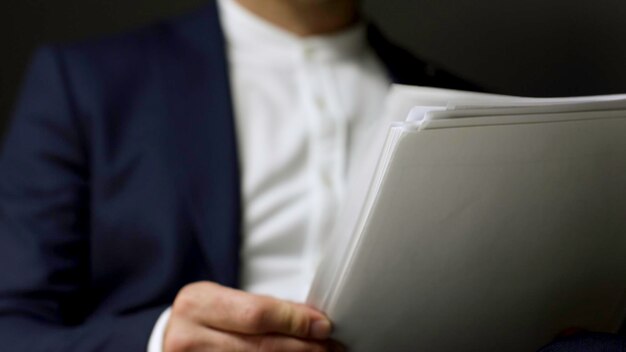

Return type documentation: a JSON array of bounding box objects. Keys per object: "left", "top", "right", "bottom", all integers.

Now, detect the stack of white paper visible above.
[{"left": 307, "top": 85, "right": 626, "bottom": 351}]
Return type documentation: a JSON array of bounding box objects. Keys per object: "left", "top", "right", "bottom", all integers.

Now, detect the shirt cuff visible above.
[{"left": 147, "top": 306, "right": 172, "bottom": 352}]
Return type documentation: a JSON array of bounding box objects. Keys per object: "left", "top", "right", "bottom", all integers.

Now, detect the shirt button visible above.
[
  {"left": 304, "top": 46, "right": 314, "bottom": 59},
  {"left": 320, "top": 169, "right": 333, "bottom": 188},
  {"left": 316, "top": 96, "right": 326, "bottom": 111}
]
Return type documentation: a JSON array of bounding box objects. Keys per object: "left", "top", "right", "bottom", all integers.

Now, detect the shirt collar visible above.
[{"left": 217, "top": 0, "right": 368, "bottom": 64}]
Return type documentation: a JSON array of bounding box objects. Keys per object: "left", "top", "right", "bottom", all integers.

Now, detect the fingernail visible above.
[{"left": 310, "top": 319, "right": 332, "bottom": 339}]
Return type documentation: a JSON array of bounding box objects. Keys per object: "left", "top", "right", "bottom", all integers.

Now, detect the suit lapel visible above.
[{"left": 158, "top": 1, "right": 241, "bottom": 288}]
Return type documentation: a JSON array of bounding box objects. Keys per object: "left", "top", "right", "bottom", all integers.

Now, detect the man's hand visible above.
[{"left": 164, "top": 281, "right": 337, "bottom": 352}]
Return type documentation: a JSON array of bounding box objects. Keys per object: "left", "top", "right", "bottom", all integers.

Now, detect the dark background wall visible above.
[{"left": 2, "top": 0, "right": 626, "bottom": 138}]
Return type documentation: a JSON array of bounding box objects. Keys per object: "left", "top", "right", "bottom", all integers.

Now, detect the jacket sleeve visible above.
[{"left": 0, "top": 46, "right": 163, "bottom": 351}]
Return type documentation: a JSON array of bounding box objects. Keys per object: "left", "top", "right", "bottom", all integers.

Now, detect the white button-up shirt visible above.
[{"left": 148, "top": 0, "right": 391, "bottom": 349}]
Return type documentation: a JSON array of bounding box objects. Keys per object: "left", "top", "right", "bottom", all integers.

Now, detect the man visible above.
[
  {"left": 0, "top": 0, "right": 477, "bottom": 350},
  {"left": 0, "top": 0, "right": 620, "bottom": 351}
]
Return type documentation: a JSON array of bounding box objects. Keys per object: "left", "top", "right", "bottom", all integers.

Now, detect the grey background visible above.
[{"left": 2, "top": 0, "right": 626, "bottom": 137}]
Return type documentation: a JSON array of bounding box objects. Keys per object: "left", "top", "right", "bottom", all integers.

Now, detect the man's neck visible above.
[{"left": 234, "top": 0, "right": 359, "bottom": 37}]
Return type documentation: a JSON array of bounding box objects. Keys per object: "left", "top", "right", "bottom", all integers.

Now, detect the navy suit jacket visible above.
[{"left": 0, "top": 1, "right": 480, "bottom": 350}]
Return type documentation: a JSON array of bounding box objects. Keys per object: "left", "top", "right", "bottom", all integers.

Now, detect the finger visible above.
[
  {"left": 173, "top": 282, "right": 332, "bottom": 339},
  {"left": 205, "top": 284, "right": 331, "bottom": 338},
  {"left": 165, "top": 320, "right": 330, "bottom": 352},
  {"left": 242, "top": 333, "right": 331, "bottom": 352}
]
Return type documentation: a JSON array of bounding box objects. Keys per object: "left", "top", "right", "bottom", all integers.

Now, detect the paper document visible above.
[{"left": 307, "top": 86, "right": 626, "bottom": 352}]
